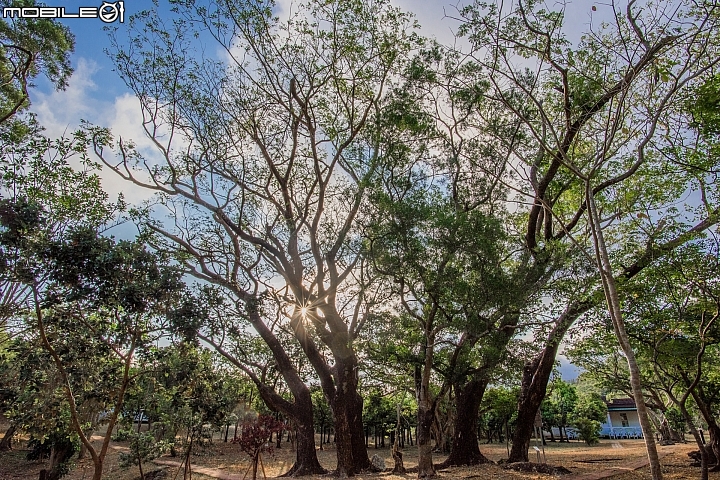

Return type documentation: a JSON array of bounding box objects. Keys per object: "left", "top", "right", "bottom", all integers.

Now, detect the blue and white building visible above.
[{"left": 600, "top": 398, "right": 643, "bottom": 439}]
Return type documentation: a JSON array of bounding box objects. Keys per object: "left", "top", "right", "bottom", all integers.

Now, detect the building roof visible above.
[{"left": 606, "top": 398, "right": 637, "bottom": 411}]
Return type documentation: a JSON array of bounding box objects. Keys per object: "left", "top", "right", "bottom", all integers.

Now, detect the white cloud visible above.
[
  {"left": 30, "top": 58, "right": 158, "bottom": 206},
  {"left": 32, "top": 57, "right": 100, "bottom": 138}
]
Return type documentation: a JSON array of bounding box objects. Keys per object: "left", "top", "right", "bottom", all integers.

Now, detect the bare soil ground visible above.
[{"left": 1, "top": 421, "right": 717, "bottom": 480}]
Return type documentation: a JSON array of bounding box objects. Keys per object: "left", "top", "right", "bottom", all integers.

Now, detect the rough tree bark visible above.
[
  {"left": 508, "top": 305, "right": 584, "bottom": 462},
  {"left": 689, "top": 382, "right": 720, "bottom": 470},
  {"left": 0, "top": 423, "right": 17, "bottom": 451},
  {"left": 199, "top": 319, "right": 326, "bottom": 477},
  {"left": 440, "top": 378, "right": 491, "bottom": 467},
  {"left": 392, "top": 403, "right": 406, "bottom": 474},
  {"left": 296, "top": 311, "right": 371, "bottom": 476},
  {"left": 415, "top": 327, "right": 438, "bottom": 479}
]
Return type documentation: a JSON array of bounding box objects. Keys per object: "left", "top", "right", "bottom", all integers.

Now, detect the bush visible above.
[
  {"left": 111, "top": 428, "right": 134, "bottom": 442},
  {"left": 119, "top": 432, "right": 173, "bottom": 470},
  {"left": 572, "top": 417, "right": 602, "bottom": 445}
]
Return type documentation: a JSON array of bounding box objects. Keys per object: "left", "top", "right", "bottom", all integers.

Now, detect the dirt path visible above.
[
  {"left": 152, "top": 445, "right": 675, "bottom": 480},
  {"left": 154, "top": 459, "right": 246, "bottom": 480},
  {"left": 566, "top": 449, "right": 671, "bottom": 480}
]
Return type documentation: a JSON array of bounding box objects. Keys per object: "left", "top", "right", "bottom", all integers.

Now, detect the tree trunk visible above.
[
  {"left": 676, "top": 401, "right": 708, "bottom": 480},
  {"left": 281, "top": 416, "right": 325, "bottom": 477},
  {"left": 138, "top": 450, "right": 145, "bottom": 480},
  {"left": 417, "top": 405, "right": 436, "bottom": 478},
  {"left": 586, "top": 189, "right": 663, "bottom": 480},
  {"left": 331, "top": 392, "right": 355, "bottom": 478},
  {"left": 258, "top": 386, "right": 325, "bottom": 477},
  {"left": 348, "top": 388, "right": 370, "bottom": 473},
  {"left": 392, "top": 404, "right": 405, "bottom": 474},
  {"left": 0, "top": 423, "right": 17, "bottom": 451},
  {"left": 689, "top": 388, "right": 720, "bottom": 469},
  {"left": 290, "top": 309, "right": 369, "bottom": 476},
  {"left": 509, "top": 302, "right": 586, "bottom": 461},
  {"left": 46, "top": 439, "right": 77, "bottom": 480},
  {"left": 440, "top": 379, "right": 491, "bottom": 467},
  {"left": 203, "top": 316, "right": 325, "bottom": 477},
  {"left": 323, "top": 352, "right": 371, "bottom": 476},
  {"left": 708, "top": 424, "right": 720, "bottom": 470}
]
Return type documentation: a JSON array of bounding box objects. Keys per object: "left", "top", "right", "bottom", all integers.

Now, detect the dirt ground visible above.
[{"left": 1, "top": 424, "right": 718, "bottom": 480}]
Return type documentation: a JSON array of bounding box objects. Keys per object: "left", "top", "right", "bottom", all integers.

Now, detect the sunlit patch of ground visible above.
[{"left": 1, "top": 420, "right": 717, "bottom": 480}]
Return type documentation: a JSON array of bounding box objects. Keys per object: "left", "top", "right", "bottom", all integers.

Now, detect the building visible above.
[{"left": 600, "top": 398, "right": 643, "bottom": 439}]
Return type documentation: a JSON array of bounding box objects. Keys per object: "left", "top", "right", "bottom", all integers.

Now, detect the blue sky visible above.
[
  {"left": 27, "top": 0, "right": 604, "bottom": 380},
  {"left": 30, "top": 0, "right": 604, "bottom": 199}
]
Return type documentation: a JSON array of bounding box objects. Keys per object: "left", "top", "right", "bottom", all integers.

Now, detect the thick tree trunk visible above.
[
  {"left": 509, "top": 302, "right": 587, "bottom": 462},
  {"left": 348, "top": 389, "right": 370, "bottom": 473},
  {"left": 280, "top": 412, "right": 325, "bottom": 476},
  {"left": 207, "top": 311, "right": 326, "bottom": 477},
  {"left": 0, "top": 423, "right": 17, "bottom": 451},
  {"left": 392, "top": 404, "right": 405, "bottom": 474},
  {"left": 331, "top": 393, "right": 355, "bottom": 478},
  {"left": 329, "top": 355, "right": 369, "bottom": 477},
  {"left": 417, "top": 406, "right": 436, "bottom": 478},
  {"left": 289, "top": 309, "right": 369, "bottom": 476},
  {"left": 689, "top": 388, "right": 720, "bottom": 469},
  {"left": 440, "top": 379, "right": 491, "bottom": 467},
  {"left": 258, "top": 385, "right": 325, "bottom": 477},
  {"left": 46, "top": 439, "right": 77, "bottom": 480},
  {"left": 708, "top": 425, "right": 720, "bottom": 470},
  {"left": 509, "top": 358, "right": 548, "bottom": 462}
]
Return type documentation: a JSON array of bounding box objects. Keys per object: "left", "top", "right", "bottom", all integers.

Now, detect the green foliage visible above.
[
  {"left": 0, "top": 0, "right": 74, "bottom": 123},
  {"left": 0, "top": 189, "right": 189, "bottom": 480},
  {"left": 479, "top": 386, "right": 518, "bottom": 440},
  {"left": 664, "top": 407, "right": 686, "bottom": 436},
  {"left": 122, "top": 344, "right": 248, "bottom": 451},
  {"left": 363, "top": 390, "right": 396, "bottom": 431},
  {"left": 312, "top": 388, "right": 333, "bottom": 431},
  {"left": 26, "top": 431, "right": 77, "bottom": 477},
  {"left": 570, "top": 393, "right": 607, "bottom": 446},
  {"left": 571, "top": 417, "right": 602, "bottom": 446},
  {"left": 111, "top": 428, "right": 134, "bottom": 442},
  {"left": 689, "top": 74, "right": 720, "bottom": 137},
  {"left": 572, "top": 393, "right": 607, "bottom": 423},
  {"left": 118, "top": 432, "right": 172, "bottom": 469},
  {"left": 540, "top": 379, "right": 577, "bottom": 436}
]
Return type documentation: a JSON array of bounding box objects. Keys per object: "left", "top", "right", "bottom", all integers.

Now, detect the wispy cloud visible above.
[{"left": 31, "top": 57, "right": 158, "bottom": 206}]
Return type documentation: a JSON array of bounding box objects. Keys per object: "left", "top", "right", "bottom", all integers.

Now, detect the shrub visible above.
[
  {"left": 111, "top": 428, "right": 133, "bottom": 442},
  {"left": 233, "top": 415, "right": 284, "bottom": 480},
  {"left": 572, "top": 417, "right": 602, "bottom": 445},
  {"left": 119, "top": 431, "right": 173, "bottom": 480}
]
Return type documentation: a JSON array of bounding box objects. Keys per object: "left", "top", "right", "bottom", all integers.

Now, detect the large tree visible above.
[
  {"left": 0, "top": 127, "right": 124, "bottom": 455},
  {"left": 170, "top": 285, "right": 327, "bottom": 476},
  {"left": 91, "top": 0, "right": 421, "bottom": 475},
  {"left": 366, "top": 41, "right": 555, "bottom": 468},
  {"left": 369, "top": 180, "right": 515, "bottom": 477},
  {"left": 453, "top": 2, "right": 720, "bottom": 475}
]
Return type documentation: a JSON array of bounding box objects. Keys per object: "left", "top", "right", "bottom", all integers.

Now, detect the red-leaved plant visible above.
[{"left": 233, "top": 415, "right": 284, "bottom": 480}]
